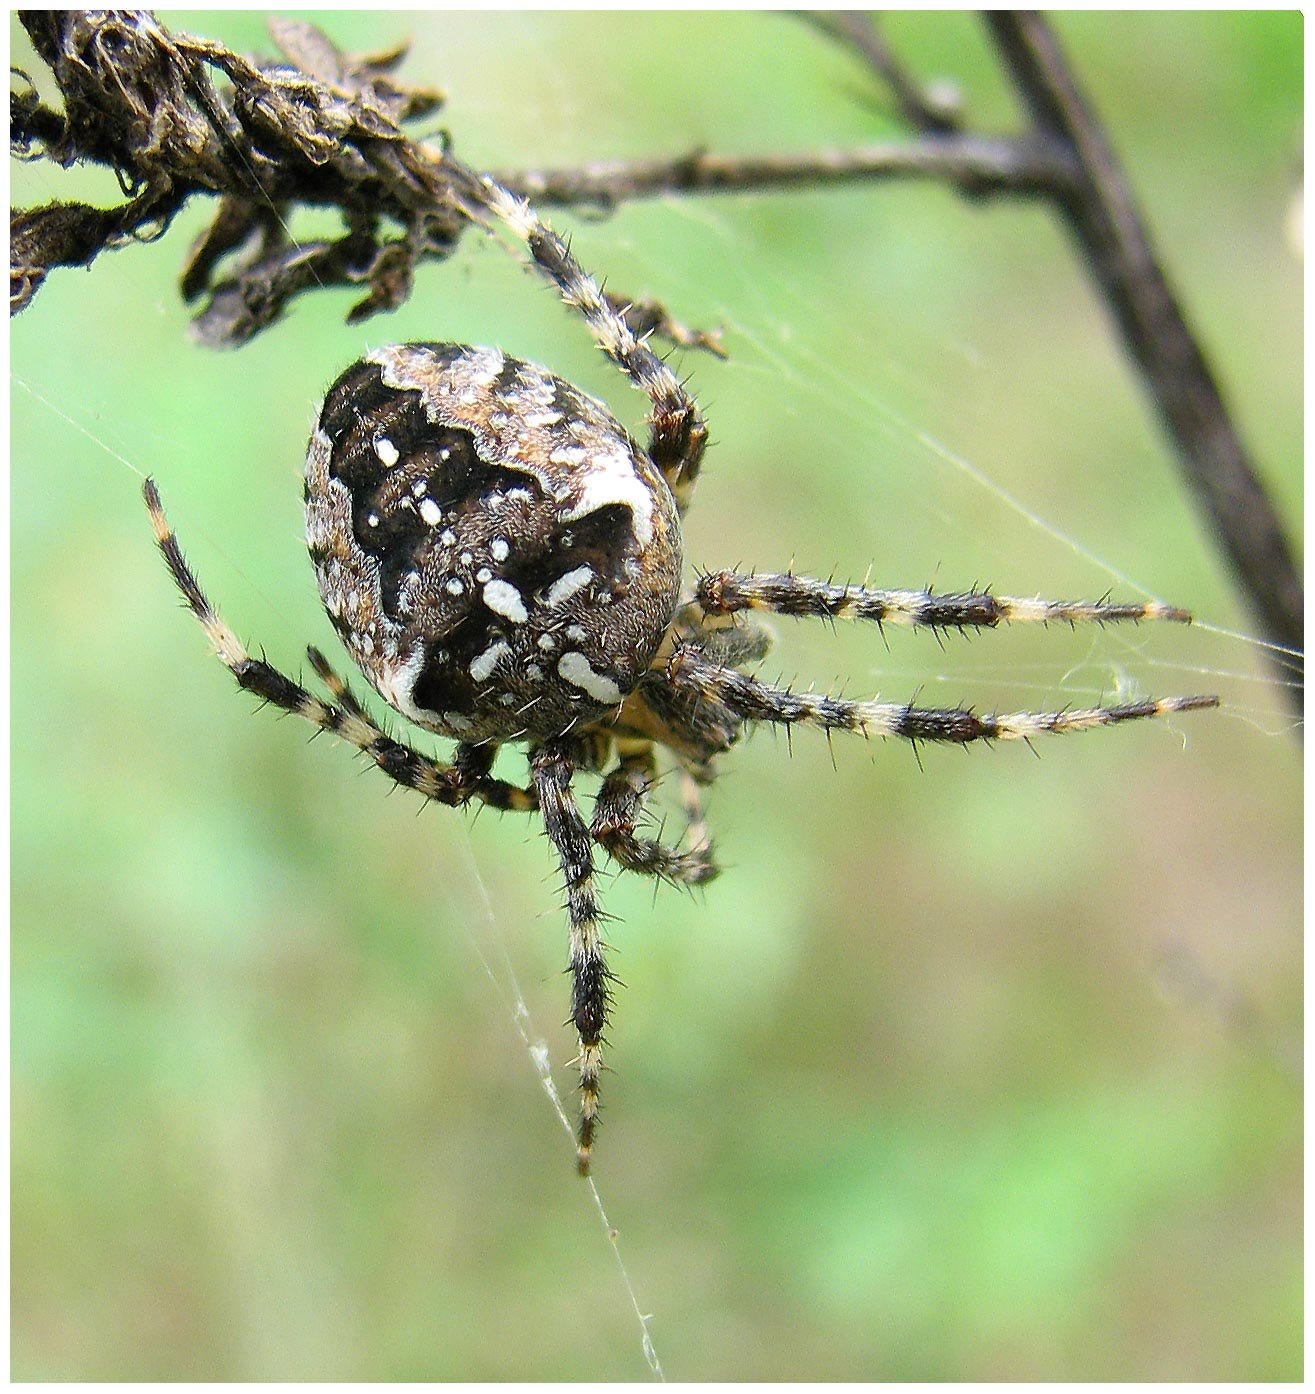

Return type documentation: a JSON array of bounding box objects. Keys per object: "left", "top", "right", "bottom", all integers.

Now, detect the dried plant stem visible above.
[
  {"left": 504, "top": 134, "right": 1074, "bottom": 207},
  {"left": 985, "top": 12, "right": 1302, "bottom": 677}
]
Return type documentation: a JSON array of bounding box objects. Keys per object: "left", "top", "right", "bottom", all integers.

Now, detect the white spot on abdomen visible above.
[
  {"left": 470, "top": 641, "right": 511, "bottom": 684},
  {"left": 483, "top": 579, "right": 529, "bottom": 624},
  {"left": 557, "top": 651, "right": 621, "bottom": 705},
  {"left": 545, "top": 565, "right": 593, "bottom": 607}
]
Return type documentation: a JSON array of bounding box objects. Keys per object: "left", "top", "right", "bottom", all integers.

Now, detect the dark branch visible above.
[
  {"left": 802, "top": 11, "right": 964, "bottom": 134},
  {"left": 504, "top": 134, "right": 1075, "bottom": 208},
  {"left": 985, "top": 12, "right": 1302, "bottom": 680}
]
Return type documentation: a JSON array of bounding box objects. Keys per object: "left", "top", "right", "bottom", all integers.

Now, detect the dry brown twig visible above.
[
  {"left": 10, "top": 9, "right": 1301, "bottom": 681},
  {"left": 11, "top": 11, "right": 734, "bottom": 353}
]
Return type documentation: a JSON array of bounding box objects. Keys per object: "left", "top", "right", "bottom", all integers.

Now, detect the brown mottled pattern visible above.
[{"left": 305, "top": 344, "right": 683, "bottom": 744}]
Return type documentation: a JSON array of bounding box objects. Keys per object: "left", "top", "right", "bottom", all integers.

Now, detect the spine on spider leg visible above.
[
  {"left": 454, "top": 165, "right": 708, "bottom": 501},
  {"left": 695, "top": 571, "right": 1196, "bottom": 630},
  {"left": 531, "top": 744, "right": 611, "bottom": 1175},
  {"left": 667, "top": 646, "right": 1218, "bottom": 745}
]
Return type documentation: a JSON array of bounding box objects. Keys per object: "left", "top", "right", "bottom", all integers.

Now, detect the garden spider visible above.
[{"left": 145, "top": 157, "right": 1217, "bottom": 1175}]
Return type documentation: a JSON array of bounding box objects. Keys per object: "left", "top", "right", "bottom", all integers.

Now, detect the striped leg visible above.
[
  {"left": 667, "top": 646, "right": 1218, "bottom": 747},
  {"left": 144, "top": 479, "right": 537, "bottom": 813},
  {"left": 449, "top": 166, "right": 709, "bottom": 512},
  {"left": 305, "top": 648, "right": 537, "bottom": 813},
  {"left": 591, "top": 746, "right": 718, "bottom": 886},
  {"left": 532, "top": 741, "right": 611, "bottom": 1176},
  {"left": 695, "top": 570, "right": 1194, "bottom": 631}
]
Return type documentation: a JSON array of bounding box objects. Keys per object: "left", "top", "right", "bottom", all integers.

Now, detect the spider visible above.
[{"left": 144, "top": 157, "right": 1218, "bottom": 1175}]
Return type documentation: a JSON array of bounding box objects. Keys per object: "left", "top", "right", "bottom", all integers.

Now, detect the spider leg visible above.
[
  {"left": 591, "top": 745, "right": 718, "bottom": 887},
  {"left": 531, "top": 741, "right": 611, "bottom": 1176},
  {"left": 695, "top": 571, "right": 1195, "bottom": 630},
  {"left": 448, "top": 164, "right": 709, "bottom": 513},
  {"left": 144, "top": 479, "right": 537, "bottom": 814},
  {"left": 305, "top": 647, "right": 536, "bottom": 812},
  {"left": 667, "top": 646, "right": 1218, "bottom": 747},
  {"left": 305, "top": 644, "right": 371, "bottom": 717},
  {"left": 676, "top": 769, "right": 713, "bottom": 859}
]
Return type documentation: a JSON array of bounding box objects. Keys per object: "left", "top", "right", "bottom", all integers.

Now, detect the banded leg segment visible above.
[
  {"left": 456, "top": 170, "right": 709, "bottom": 512},
  {"left": 531, "top": 741, "right": 612, "bottom": 1176},
  {"left": 696, "top": 571, "right": 1194, "bottom": 630},
  {"left": 668, "top": 646, "right": 1218, "bottom": 746},
  {"left": 591, "top": 747, "right": 718, "bottom": 886},
  {"left": 306, "top": 647, "right": 537, "bottom": 813},
  {"left": 145, "top": 479, "right": 536, "bottom": 813}
]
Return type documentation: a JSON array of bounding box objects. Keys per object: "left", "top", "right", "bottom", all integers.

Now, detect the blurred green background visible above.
[{"left": 11, "top": 11, "right": 1301, "bottom": 1381}]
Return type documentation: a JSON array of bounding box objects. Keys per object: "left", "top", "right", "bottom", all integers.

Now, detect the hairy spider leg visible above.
[
  {"left": 144, "top": 479, "right": 538, "bottom": 813},
  {"left": 695, "top": 571, "right": 1196, "bottom": 630},
  {"left": 591, "top": 745, "right": 719, "bottom": 886},
  {"left": 531, "top": 742, "right": 612, "bottom": 1176},
  {"left": 667, "top": 646, "right": 1219, "bottom": 746},
  {"left": 450, "top": 167, "right": 709, "bottom": 514},
  {"left": 305, "top": 647, "right": 538, "bottom": 813}
]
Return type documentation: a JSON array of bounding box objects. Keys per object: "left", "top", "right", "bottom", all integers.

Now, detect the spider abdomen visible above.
[{"left": 305, "top": 343, "right": 683, "bottom": 743}]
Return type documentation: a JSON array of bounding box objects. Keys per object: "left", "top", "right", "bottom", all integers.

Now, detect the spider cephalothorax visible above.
[{"left": 146, "top": 160, "right": 1217, "bottom": 1175}]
